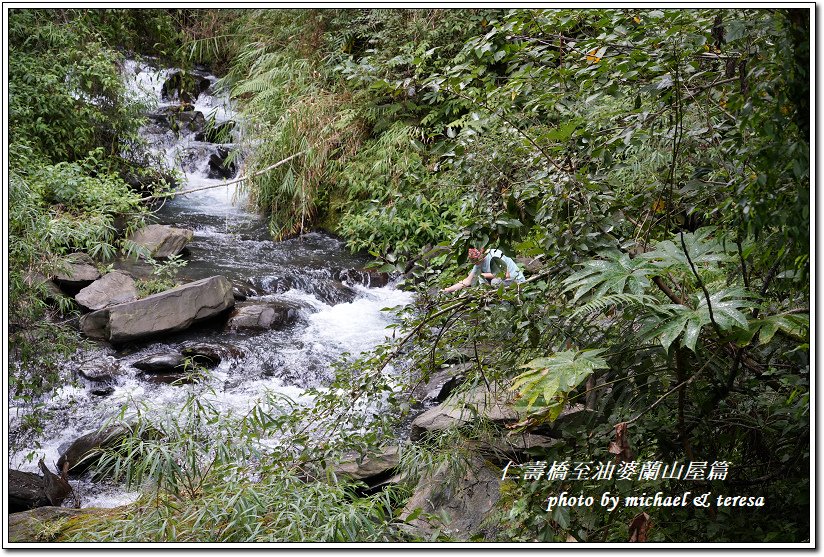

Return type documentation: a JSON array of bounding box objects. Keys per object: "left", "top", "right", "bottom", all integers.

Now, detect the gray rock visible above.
[
  {"left": 8, "top": 469, "right": 49, "bottom": 513},
  {"left": 77, "top": 357, "right": 123, "bottom": 383},
  {"left": 127, "top": 224, "right": 193, "bottom": 259},
  {"left": 80, "top": 275, "right": 235, "bottom": 343},
  {"left": 334, "top": 445, "right": 402, "bottom": 483},
  {"left": 226, "top": 301, "right": 299, "bottom": 331},
  {"left": 53, "top": 253, "right": 100, "bottom": 286},
  {"left": 75, "top": 271, "right": 138, "bottom": 310},
  {"left": 469, "top": 431, "right": 559, "bottom": 461},
  {"left": 412, "top": 363, "right": 470, "bottom": 404},
  {"left": 57, "top": 424, "right": 131, "bottom": 476},
  {"left": 78, "top": 310, "right": 109, "bottom": 340},
  {"left": 400, "top": 454, "right": 501, "bottom": 540},
  {"left": 539, "top": 404, "right": 594, "bottom": 437},
  {"left": 515, "top": 255, "right": 544, "bottom": 275},
  {"left": 133, "top": 352, "right": 185, "bottom": 373},
  {"left": 410, "top": 384, "right": 521, "bottom": 441},
  {"left": 316, "top": 281, "right": 358, "bottom": 306}
]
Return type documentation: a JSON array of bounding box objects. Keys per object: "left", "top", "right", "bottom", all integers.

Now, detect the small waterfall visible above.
[{"left": 9, "top": 57, "right": 414, "bottom": 508}]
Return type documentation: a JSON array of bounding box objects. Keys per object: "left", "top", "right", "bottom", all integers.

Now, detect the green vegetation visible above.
[{"left": 7, "top": 8, "right": 809, "bottom": 544}]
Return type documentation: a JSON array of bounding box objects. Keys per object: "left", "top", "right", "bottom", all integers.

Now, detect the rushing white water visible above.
[{"left": 9, "top": 58, "right": 414, "bottom": 509}]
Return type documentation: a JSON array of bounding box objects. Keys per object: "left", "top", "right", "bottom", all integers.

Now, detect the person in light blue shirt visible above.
[{"left": 442, "top": 247, "right": 525, "bottom": 293}]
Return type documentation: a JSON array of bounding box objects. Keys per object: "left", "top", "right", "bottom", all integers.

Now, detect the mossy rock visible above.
[{"left": 7, "top": 506, "right": 113, "bottom": 543}]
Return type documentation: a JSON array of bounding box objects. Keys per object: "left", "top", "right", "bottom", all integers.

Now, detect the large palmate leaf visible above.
[
  {"left": 510, "top": 349, "right": 609, "bottom": 414},
  {"left": 640, "top": 287, "right": 758, "bottom": 352},
  {"left": 730, "top": 312, "right": 810, "bottom": 346},
  {"left": 638, "top": 227, "right": 735, "bottom": 274},
  {"left": 562, "top": 250, "right": 658, "bottom": 302}
]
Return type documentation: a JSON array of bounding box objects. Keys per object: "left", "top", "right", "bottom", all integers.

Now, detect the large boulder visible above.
[
  {"left": 80, "top": 275, "right": 235, "bottom": 344},
  {"left": 400, "top": 454, "right": 502, "bottom": 540},
  {"left": 52, "top": 253, "right": 100, "bottom": 290},
  {"left": 333, "top": 445, "right": 402, "bottom": 485},
  {"left": 410, "top": 384, "right": 521, "bottom": 441},
  {"left": 75, "top": 271, "right": 138, "bottom": 311},
  {"left": 57, "top": 424, "right": 131, "bottom": 476},
  {"left": 127, "top": 224, "right": 193, "bottom": 259},
  {"left": 9, "top": 507, "right": 104, "bottom": 542},
  {"left": 8, "top": 469, "right": 49, "bottom": 513},
  {"left": 226, "top": 301, "right": 300, "bottom": 331}
]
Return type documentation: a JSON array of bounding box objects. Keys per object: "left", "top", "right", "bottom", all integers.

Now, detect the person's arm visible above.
[{"left": 443, "top": 269, "right": 476, "bottom": 293}]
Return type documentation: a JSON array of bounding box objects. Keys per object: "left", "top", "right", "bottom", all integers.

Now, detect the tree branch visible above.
[{"left": 144, "top": 150, "right": 307, "bottom": 202}]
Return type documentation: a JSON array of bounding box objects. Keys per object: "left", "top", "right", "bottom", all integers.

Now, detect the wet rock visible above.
[
  {"left": 77, "top": 357, "right": 124, "bottom": 383},
  {"left": 207, "top": 146, "right": 237, "bottom": 179},
  {"left": 127, "top": 224, "right": 193, "bottom": 259},
  {"left": 161, "top": 70, "right": 212, "bottom": 103},
  {"left": 172, "top": 109, "right": 206, "bottom": 135},
  {"left": 226, "top": 301, "right": 300, "bottom": 331},
  {"left": 400, "top": 454, "right": 501, "bottom": 540},
  {"left": 75, "top": 271, "right": 138, "bottom": 311},
  {"left": 133, "top": 351, "right": 185, "bottom": 373},
  {"left": 181, "top": 342, "right": 239, "bottom": 366},
  {"left": 411, "top": 363, "right": 470, "bottom": 404},
  {"left": 80, "top": 275, "right": 235, "bottom": 344},
  {"left": 90, "top": 386, "right": 115, "bottom": 397},
  {"left": 57, "top": 424, "right": 131, "bottom": 476},
  {"left": 53, "top": 253, "right": 100, "bottom": 290},
  {"left": 338, "top": 269, "right": 391, "bottom": 288},
  {"left": 142, "top": 372, "right": 199, "bottom": 386},
  {"left": 231, "top": 282, "right": 259, "bottom": 301},
  {"left": 314, "top": 281, "right": 358, "bottom": 306},
  {"left": 8, "top": 469, "right": 49, "bottom": 513},
  {"left": 410, "top": 384, "right": 522, "bottom": 442}
]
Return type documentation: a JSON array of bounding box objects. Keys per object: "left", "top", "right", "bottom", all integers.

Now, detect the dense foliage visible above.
[
  {"left": 7, "top": 7, "right": 809, "bottom": 544},
  {"left": 208, "top": 7, "right": 810, "bottom": 543}
]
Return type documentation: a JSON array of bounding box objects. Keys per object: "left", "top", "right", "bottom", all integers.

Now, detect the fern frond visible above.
[{"left": 570, "top": 293, "right": 660, "bottom": 319}]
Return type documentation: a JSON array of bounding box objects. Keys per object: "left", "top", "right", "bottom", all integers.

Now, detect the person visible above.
[{"left": 442, "top": 247, "right": 526, "bottom": 293}]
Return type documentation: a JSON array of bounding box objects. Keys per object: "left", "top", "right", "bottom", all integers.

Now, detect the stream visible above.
[{"left": 8, "top": 58, "right": 414, "bottom": 508}]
